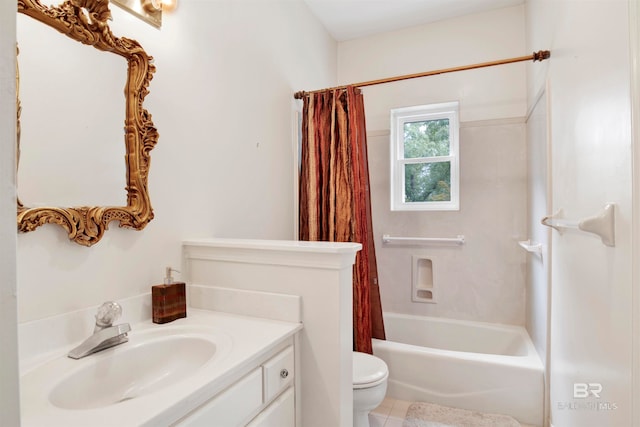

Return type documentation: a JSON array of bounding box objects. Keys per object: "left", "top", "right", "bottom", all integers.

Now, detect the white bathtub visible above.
[{"left": 372, "top": 313, "right": 544, "bottom": 426}]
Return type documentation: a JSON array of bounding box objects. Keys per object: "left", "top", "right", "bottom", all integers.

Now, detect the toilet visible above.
[{"left": 353, "top": 351, "right": 389, "bottom": 427}]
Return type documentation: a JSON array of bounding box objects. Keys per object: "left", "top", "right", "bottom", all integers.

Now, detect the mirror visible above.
[
  {"left": 16, "top": 0, "right": 158, "bottom": 246},
  {"left": 17, "top": 10, "right": 127, "bottom": 207}
]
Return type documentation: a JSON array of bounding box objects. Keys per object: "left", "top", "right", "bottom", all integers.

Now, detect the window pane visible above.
[
  {"left": 403, "top": 119, "right": 450, "bottom": 158},
  {"left": 404, "top": 161, "right": 451, "bottom": 202}
]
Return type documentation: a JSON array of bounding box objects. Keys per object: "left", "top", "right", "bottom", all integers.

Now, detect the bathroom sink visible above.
[
  {"left": 20, "top": 310, "right": 301, "bottom": 427},
  {"left": 49, "top": 332, "right": 227, "bottom": 410}
]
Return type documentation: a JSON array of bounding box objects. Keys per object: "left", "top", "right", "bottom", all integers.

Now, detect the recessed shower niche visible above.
[{"left": 412, "top": 256, "right": 436, "bottom": 303}]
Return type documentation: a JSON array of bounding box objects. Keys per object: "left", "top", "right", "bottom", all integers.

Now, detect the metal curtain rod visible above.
[{"left": 293, "top": 50, "right": 550, "bottom": 99}]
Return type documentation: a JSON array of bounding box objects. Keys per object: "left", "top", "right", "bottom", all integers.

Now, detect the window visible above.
[{"left": 390, "top": 101, "right": 459, "bottom": 211}]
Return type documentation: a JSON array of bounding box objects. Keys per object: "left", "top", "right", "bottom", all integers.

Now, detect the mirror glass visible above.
[
  {"left": 17, "top": 0, "right": 158, "bottom": 246},
  {"left": 17, "top": 13, "right": 127, "bottom": 207}
]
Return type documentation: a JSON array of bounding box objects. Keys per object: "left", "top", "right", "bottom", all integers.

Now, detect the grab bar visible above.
[
  {"left": 382, "top": 234, "right": 465, "bottom": 245},
  {"left": 540, "top": 203, "right": 615, "bottom": 247}
]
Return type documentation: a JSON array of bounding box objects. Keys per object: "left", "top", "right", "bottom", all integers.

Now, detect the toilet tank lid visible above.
[{"left": 353, "top": 351, "right": 388, "bottom": 388}]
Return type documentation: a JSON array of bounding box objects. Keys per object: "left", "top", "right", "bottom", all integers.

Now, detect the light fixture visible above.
[
  {"left": 112, "top": 0, "right": 162, "bottom": 28},
  {"left": 141, "top": 0, "right": 161, "bottom": 13},
  {"left": 111, "top": 0, "right": 176, "bottom": 28},
  {"left": 161, "top": 0, "right": 177, "bottom": 12}
]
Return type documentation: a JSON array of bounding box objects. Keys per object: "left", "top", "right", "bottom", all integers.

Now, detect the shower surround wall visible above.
[
  {"left": 367, "top": 122, "right": 526, "bottom": 324},
  {"left": 338, "top": 5, "right": 528, "bottom": 325}
]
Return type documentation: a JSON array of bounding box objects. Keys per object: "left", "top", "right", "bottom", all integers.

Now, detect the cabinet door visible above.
[
  {"left": 246, "top": 387, "right": 294, "bottom": 427},
  {"left": 262, "top": 346, "right": 294, "bottom": 402},
  {"left": 176, "top": 368, "right": 262, "bottom": 427}
]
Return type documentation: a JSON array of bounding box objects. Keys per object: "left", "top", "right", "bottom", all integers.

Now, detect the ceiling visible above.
[{"left": 303, "top": 0, "right": 524, "bottom": 41}]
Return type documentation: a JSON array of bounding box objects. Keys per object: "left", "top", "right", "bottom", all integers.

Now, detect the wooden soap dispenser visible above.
[{"left": 152, "top": 267, "right": 187, "bottom": 324}]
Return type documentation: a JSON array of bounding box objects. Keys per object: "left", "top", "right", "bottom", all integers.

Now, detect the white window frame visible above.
[{"left": 390, "top": 101, "right": 460, "bottom": 211}]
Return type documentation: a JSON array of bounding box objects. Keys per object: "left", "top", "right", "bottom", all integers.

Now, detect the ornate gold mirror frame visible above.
[{"left": 17, "top": 0, "right": 158, "bottom": 246}]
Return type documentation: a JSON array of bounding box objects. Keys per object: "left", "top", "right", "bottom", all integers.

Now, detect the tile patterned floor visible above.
[
  {"left": 368, "top": 397, "right": 540, "bottom": 427},
  {"left": 368, "top": 397, "right": 412, "bottom": 427}
]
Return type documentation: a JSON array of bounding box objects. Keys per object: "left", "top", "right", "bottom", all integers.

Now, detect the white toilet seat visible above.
[{"left": 353, "top": 351, "right": 389, "bottom": 389}]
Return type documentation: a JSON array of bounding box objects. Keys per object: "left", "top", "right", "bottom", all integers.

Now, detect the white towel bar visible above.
[
  {"left": 541, "top": 203, "right": 615, "bottom": 247},
  {"left": 382, "top": 234, "right": 465, "bottom": 245}
]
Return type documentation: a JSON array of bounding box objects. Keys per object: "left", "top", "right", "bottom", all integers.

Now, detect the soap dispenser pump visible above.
[
  {"left": 152, "top": 267, "right": 186, "bottom": 324},
  {"left": 164, "top": 267, "right": 176, "bottom": 284}
]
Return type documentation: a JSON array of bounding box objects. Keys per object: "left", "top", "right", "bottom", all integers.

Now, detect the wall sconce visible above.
[
  {"left": 141, "top": 0, "right": 161, "bottom": 13},
  {"left": 111, "top": 0, "right": 177, "bottom": 29},
  {"left": 161, "top": 0, "right": 178, "bottom": 12}
]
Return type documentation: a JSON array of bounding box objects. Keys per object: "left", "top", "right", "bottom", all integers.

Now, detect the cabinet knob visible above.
[{"left": 280, "top": 368, "right": 289, "bottom": 379}]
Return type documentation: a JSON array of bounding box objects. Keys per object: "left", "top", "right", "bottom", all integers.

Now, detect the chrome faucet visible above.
[{"left": 68, "top": 301, "right": 131, "bottom": 359}]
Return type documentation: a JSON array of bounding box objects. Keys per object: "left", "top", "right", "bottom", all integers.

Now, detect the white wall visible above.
[
  {"left": 15, "top": 0, "right": 336, "bottom": 322},
  {"left": 338, "top": 5, "right": 527, "bottom": 127},
  {"left": 527, "top": 0, "right": 634, "bottom": 425},
  {"left": 338, "top": 5, "right": 529, "bottom": 325},
  {"left": 1, "top": 1, "right": 20, "bottom": 425}
]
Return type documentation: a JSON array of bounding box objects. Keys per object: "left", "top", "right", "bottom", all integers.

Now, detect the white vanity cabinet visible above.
[
  {"left": 246, "top": 387, "right": 294, "bottom": 427},
  {"left": 174, "top": 340, "right": 296, "bottom": 427}
]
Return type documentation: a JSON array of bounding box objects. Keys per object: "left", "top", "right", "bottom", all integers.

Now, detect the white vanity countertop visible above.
[{"left": 20, "top": 309, "right": 302, "bottom": 427}]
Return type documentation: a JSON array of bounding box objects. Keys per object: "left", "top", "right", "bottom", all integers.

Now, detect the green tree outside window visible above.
[{"left": 403, "top": 119, "right": 451, "bottom": 202}]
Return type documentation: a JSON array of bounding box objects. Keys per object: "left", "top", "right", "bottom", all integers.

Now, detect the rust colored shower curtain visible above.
[{"left": 298, "top": 86, "right": 385, "bottom": 354}]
